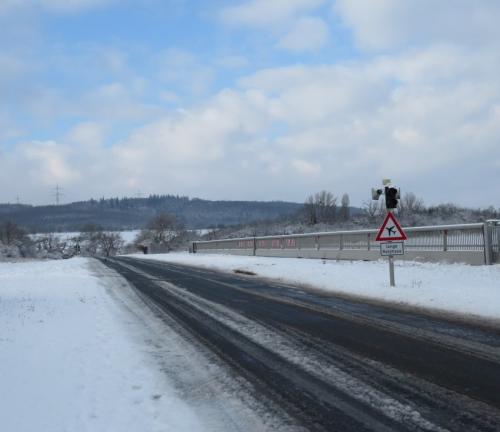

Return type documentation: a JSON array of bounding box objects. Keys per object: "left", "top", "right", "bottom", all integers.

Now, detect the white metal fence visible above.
[{"left": 192, "top": 221, "right": 500, "bottom": 265}]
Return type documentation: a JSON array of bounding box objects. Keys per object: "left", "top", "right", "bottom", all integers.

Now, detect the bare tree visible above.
[
  {"left": 399, "top": 192, "right": 424, "bottom": 216},
  {"left": 98, "top": 232, "right": 124, "bottom": 257},
  {"left": 428, "top": 203, "right": 459, "bottom": 218},
  {"left": 0, "top": 221, "right": 34, "bottom": 258},
  {"left": 315, "top": 190, "right": 337, "bottom": 223},
  {"left": 0, "top": 221, "right": 26, "bottom": 245},
  {"left": 339, "top": 193, "right": 350, "bottom": 221},
  {"left": 363, "top": 200, "right": 382, "bottom": 221},
  {"left": 304, "top": 195, "right": 317, "bottom": 225},
  {"left": 35, "top": 233, "right": 67, "bottom": 257},
  {"left": 80, "top": 223, "right": 104, "bottom": 256},
  {"left": 147, "top": 213, "right": 182, "bottom": 244},
  {"left": 135, "top": 213, "right": 187, "bottom": 252},
  {"left": 304, "top": 191, "right": 337, "bottom": 224}
]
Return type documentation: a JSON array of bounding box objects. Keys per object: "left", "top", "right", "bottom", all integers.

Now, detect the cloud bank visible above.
[{"left": 0, "top": 0, "right": 499, "bottom": 208}]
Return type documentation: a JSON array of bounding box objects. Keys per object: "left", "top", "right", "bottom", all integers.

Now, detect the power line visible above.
[{"left": 53, "top": 184, "right": 64, "bottom": 205}]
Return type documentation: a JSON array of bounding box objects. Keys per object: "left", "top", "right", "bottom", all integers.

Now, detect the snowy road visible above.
[{"left": 102, "top": 257, "right": 500, "bottom": 432}]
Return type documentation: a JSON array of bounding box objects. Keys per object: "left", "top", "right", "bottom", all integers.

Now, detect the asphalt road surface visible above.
[{"left": 101, "top": 257, "right": 500, "bottom": 432}]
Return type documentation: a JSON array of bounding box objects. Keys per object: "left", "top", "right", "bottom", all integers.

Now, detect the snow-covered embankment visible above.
[{"left": 0, "top": 258, "right": 204, "bottom": 432}]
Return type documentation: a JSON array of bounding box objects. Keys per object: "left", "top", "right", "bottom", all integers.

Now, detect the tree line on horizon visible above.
[
  {"left": 302, "top": 189, "right": 499, "bottom": 227},
  {"left": 1, "top": 189, "right": 499, "bottom": 260},
  {"left": 0, "top": 194, "right": 302, "bottom": 233},
  {"left": 0, "top": 212, "right": 189, "bottom": 260}
]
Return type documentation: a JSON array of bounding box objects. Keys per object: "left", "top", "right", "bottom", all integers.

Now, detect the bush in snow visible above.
[
  {"left": 73, "top": 224, "right": 124, "bottom": 257},
  {"left": 134, "top": 213, "right": 188, "bottom": 253},
  {"left": 0, "top": 221, "right": 37, "bottom": 259}
]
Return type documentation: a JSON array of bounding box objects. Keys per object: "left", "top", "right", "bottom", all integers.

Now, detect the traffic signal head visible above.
[
  {"left": 371, "top": 188, "right": 383, "bottom": 200},
  {"left": 385, "top": 187, "right": 399, "bottom": 209}
]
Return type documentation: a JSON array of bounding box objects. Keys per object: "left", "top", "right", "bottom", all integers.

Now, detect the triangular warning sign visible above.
[{"left": 375, "top": 212, "right": 407, "bottom": 241}]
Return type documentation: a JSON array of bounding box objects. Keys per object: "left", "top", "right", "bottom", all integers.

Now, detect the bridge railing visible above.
[{"left": 192, "top": 221, "right": 500, "bottom": 265}]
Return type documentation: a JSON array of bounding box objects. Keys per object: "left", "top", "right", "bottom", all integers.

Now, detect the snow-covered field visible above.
[
  {"left": 129, "top": 252, "right": 500, "bottom": 322},
  {"left": 0, "top": 258, "right": 282, "bottom": 432},
  {"left": 29, "top": 230, "right": 141, "bottom": 244},
  {"left": 29, "top": 229, "right": 209, "bottom": 245},
  {"left": 0, "top": 259, "right": 202, "bottom": 431}
]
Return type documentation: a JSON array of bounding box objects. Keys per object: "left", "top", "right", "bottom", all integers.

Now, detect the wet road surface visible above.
[{"left": 101, "top": 257, "right": 500, "bottom": 432}]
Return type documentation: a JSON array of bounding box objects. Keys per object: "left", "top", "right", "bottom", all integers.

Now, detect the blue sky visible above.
[{"left": 1, "top": 0, "right": 500, "bottom": 207}]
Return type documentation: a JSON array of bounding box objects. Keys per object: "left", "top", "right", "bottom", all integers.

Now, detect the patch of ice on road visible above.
[{"left": 128, "top": 252, "right": 500, "bottom": 321}]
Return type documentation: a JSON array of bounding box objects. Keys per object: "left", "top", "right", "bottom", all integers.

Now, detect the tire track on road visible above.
[{"left": 101, "top": 257, "right": 500, "bottom": 431}]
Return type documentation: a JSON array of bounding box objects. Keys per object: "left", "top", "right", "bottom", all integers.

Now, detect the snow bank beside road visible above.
[
  {"left": 129, "top": 253, "right": 500, "bottom": 322},
  {"left": 0, "top": 258, "right": 203, "bottom": 432}
]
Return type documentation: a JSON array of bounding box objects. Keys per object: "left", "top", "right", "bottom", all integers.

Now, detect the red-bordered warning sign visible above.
[{"left": 376, "top": 212, "right": 407, "bottom": 241}]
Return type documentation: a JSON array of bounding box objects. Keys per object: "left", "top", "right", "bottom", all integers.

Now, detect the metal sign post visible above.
[
  {"left": 388, "top": 255, "right": 395, "bottom": 286},
  {"left": 375, "top": 209, "right": 407, "bottom": 287},
  {"left": 381, "top": 239, "right": 403, "bottom": 284}
]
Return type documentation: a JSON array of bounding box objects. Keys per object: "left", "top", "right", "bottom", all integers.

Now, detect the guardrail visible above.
[{"left": 192, "top": 221, "right": 500, "bottom": 265}]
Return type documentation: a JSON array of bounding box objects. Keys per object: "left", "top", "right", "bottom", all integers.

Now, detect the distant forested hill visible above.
[{"left": 0, "top": 195, "right": 302, "bottom": 233}]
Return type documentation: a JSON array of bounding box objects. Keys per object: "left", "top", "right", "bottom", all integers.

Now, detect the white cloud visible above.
[
  {"left": 4, "top": 42, "right": 500, "bottom": 206},
  {"left": 277, "top": 16, "right": 329, "bottom": 53},
  {"left": 96, "top": 47, "right": 128, "bottom": 73},
  {"left": 2, "top": 2, "right": 500, "bottom": 207},
  {"left": 220, "top": 1, "right": 330, "bottom": 55},
  {"left": 65, "top": 122, "right": 107, "bottom": 148},
  {"left": 392, "top": 127, "right": 419, "bottom": 147},
  {"left": 239, "top": 45, "right": 500, "bottom": 204},
  {"left": 90, "top": 89, "right": 275, "bottom": 197},
  {"left": 220, "top": 0, "right": 325, "bottom": 27},
  {"left": 0, "top": 0, "right": 111, "bottom": 15},
  {"left": 291, "top": 158, "right": 322, "bottom": 176},
  {"left": 156, "top": 49, "right": 215, "bottom": 96},
  {"left": 79, "top": 82, "right": 160, "bottom": 123},
  {"left": 0, "top": 111, "right": 24, "bottom": 141},
  {"left": 334, "top": 0, "right": 500, "bottom": 51},
  {"left": 215, "top": 55, "right": 249, "bottom": 69},
  {"left": 22, "top": 140, "right": 80, "bottom": 185},
  {"left": 160, "top": 91, "right": 180, "bottom": 103},
  {"left": 0, "top": 53, "right": 26, "bottom": 84}
]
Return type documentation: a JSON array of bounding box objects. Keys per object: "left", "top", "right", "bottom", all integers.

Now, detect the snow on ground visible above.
[
  {"left": 119, "top": 229, "right": 141, "bottom": 244},
  {"left": 29, "top": 229, "right": 210, "bottom": 245},
  {"left": 0, "top": 258, "right": 205, "bottom": 432},
  {"left": 0, "top": 258, "right": 294, "bottom": 432},
  {"left": 29, "top": 230, "right": 141, "bottom": 244},
  {"left": 3, "top": 255, "right": 496, "bottom": 431},
  {"left": 129, "top": 252, "right": 500, "bottom": 322}
]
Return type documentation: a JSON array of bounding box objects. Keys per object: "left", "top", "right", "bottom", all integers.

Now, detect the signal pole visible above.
[
  {"left": 372, "top": 179, "right": 406, "bottom": 287},
  {"left": 387, "top": 208, "right": 396, "bottom": 287},
  {"left": 384, "top": 180, "right": 398, "bottom": 286}
]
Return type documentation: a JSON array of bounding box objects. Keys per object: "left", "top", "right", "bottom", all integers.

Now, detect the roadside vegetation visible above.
[
  {"left": 200, "top": 191, "right": 500, "bottom": 240},
  {"left": 0, "top": 213, "right": 193, "bottom": 261},
  {"left": 1, "top": 192, "right": 498, "bottom": 260},
  {"left": 132, "top": 213, "right": 189, "bottom": 254}
]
